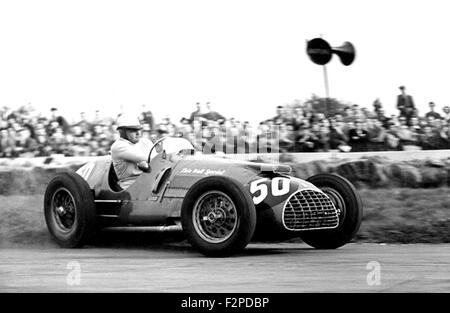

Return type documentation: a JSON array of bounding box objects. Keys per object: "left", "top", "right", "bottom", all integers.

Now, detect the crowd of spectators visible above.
[
  {"left": 0, "top": 105, "right": 117, "bottom": 158},
  {"left": 1, "top": 96, "right": 450, "bottom": 158}
]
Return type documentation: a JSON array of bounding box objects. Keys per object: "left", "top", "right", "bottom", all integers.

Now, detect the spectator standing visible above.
[
  {"left": 202, "top": 102, "right": 226, "bottom": 124},
  {"left": 268, "top": 105, "right": 293, "bottom": 125},
  {"left": 396, "top": 86, "right": 416, "bottom": 125},
  {"left": 425, "top": 102, "right": 442, "bottom": 119},
  {"left": 49, "top": 107, "right": 70, "bottom": 134},
  {"left": 75, "top": 111, "right": 92, "bottom": 135},
  {"left": 140, "top": 104, "right": 155, "bottom": 131},
  {"left": 373, "top": 98, "right": 383, "bottom": 118},
  {"left": 270, "top": 105, "right": 284, "bottom": 122},
  {"left": 442, "top": 106, "right": 450, "bottom": 122},
  {"left": 189, "top": 102, "right": 204, "bottom": 124},
  {"left": 93, "top": 110, "right": 103, "bottom": 125}
]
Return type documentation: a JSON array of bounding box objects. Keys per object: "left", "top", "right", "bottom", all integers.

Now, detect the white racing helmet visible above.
[{"left": 116, "top": 114, "right": 143, "bottom": 130}]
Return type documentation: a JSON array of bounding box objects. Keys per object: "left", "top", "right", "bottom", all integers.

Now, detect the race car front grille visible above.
[{"left": 282, "top": 189, "right": 339, "bottom": 231}]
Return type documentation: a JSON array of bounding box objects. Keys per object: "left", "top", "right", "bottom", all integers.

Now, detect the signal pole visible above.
[
  {"left": 323, "top": 63, "right": 330, "bottom": 116},
  {"left": 320, "top": 34, "right": 330, "bottom": 99},
  {"left": 320, "top": 35, "right": 330, "bottom": 116},
  {"left": 322, "top": 65, "right": 330, "bottom": 99}
]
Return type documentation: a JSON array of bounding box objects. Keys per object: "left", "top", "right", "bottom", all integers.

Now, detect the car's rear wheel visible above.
[
  {"left": 44, "top": 172, "right": 96, "bottom": 248},
  {"left": 299, "top": 173, "right": 363, "bottom": 249},
  {"left": 181, "top": 176, "right": 256, "bottom": 257}
]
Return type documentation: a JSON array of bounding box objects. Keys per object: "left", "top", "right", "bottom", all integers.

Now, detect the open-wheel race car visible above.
[{"left": 44, "top": 137, "right": 363, "bottom": 257}]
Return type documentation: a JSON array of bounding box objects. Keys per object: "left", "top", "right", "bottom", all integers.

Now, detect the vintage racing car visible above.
[{"left": 44, "top": 137, "right": 363, "bottom": 256}]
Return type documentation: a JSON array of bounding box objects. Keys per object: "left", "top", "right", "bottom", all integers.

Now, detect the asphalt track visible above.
[{"left": 1, "top": 240, "right": 449, "bottom": 292}]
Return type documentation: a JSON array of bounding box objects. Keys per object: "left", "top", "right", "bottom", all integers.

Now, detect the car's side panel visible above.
[
  {"left": 75, "top": 155, "right": 110, "bottom": 192},
  {"left": 111, "top": 154, "right": 177, "bottom": 225},
  {"left": 75, "top": 154, "right": 178, "bottom": 226},
  {"left": 76, "top": 153, "right": 321, "bottom": 232}
]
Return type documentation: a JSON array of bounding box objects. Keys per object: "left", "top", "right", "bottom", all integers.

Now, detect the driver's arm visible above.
[{"left": 112, "top": 143, "right": 148, "bottom": 163}]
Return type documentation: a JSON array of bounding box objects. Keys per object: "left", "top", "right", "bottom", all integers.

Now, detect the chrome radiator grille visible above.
[{"left": 282, "top": 189, "right": 339, "bottom": 231}]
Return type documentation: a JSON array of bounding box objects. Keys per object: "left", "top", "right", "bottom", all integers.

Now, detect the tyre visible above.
[
  {"left": 181, "top": 176, "right": 256, "bottom": 257},
  {"left": 299, "top": 173, "right": 363, "bottom": 249},
  {"left": 44, "top": 172, "right": 96, "bottom": 248}
]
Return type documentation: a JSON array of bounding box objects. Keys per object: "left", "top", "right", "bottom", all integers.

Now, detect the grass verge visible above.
[{"left": 357, "top": 188, "right": 450, "bottom": 243}]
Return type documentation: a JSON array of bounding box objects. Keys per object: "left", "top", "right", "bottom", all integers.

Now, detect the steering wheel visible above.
[{"left": 147, "top": 136, "right": 168, "bottom": 163}]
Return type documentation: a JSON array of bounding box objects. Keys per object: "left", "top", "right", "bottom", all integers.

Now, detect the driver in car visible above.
[{"left": 111, "top": 114, "right": 153, "bottom": 189}]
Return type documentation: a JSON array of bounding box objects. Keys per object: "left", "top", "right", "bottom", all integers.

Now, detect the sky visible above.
[{"left": 1, "top": 0, "right": 449, "bottom": 125}]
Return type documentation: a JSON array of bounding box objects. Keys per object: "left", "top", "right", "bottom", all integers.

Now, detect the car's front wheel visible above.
[
  {"left": 181, "top": 176, "right": 256, "bottom": 257},
  {"left": 299, "top": 173, "right": 363, "bottom": 249},
  {"left": 44, "top": 172, "right": 96, "bottom": 248}
]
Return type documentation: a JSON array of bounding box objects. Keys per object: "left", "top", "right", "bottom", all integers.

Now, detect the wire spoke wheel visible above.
[
  {"left": 44, "top": 172, "right": 96, "bottom": 248},
  {"left": 193, "top": 191, "right": 238, "bottom": 244},
  {"left": 52, "top": 187, "right": 77, "bottom": 233},
  {"left": 181, "top": 176, "right": 256, "bottom": 257}
]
